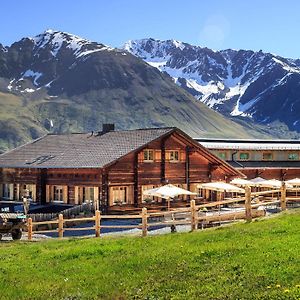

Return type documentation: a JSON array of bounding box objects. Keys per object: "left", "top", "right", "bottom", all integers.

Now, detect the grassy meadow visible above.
[{"left": 0, "top": 209, "right": 299, "bottom": 299}]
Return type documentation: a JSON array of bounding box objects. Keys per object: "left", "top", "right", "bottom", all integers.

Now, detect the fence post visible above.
[
  {"left": 280, "top": 182, "right": 287, "bottom": 210},
  {"left": 27, "top": 218, "right": 33, "bottom": 241},
  {"left": 95, "top": 210, "right": 101, "bottom": 237},
  {"left": 142, "top": 207, "right": 148, "bottom": 237},
  {"left": 245, "top": 186, "right": 252, "bottom": 222},
  {"left": 58, "top": 214, "right": 64, "bottom": 238},
  {"left": 191, "top": 199, "right": 197, "bottom": 231}
]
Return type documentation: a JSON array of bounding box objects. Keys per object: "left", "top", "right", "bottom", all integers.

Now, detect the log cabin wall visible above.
[
  {"left": 45, "top": 168, "right": 102, "bottom": 205},
  {"left": 0, "top": 168, "right": 40, "bottom": 202},
  {"left": 0, "top": 167, "right": 103, "bottom": 205}
]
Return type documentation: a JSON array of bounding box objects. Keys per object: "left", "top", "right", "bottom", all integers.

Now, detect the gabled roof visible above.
[{"left": 0, "top": 128, "right": 174, "bottom": 168}]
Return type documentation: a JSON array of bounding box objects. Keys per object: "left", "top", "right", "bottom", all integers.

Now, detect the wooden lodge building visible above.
[
  {"left": 197, "top": 138, "right": 300, "bottom": 181},
  {"left": 0, "top": 126, "right": 240, "bottom": 211}
]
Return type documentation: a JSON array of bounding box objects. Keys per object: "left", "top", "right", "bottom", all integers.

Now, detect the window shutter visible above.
[
  {"left": 74, "top": 186, "right": 79, "bottom": 205},
  {"left": 155, "top": 150, "right": 161, "bottom": 161},
  {"left": 63, "top": 186, "right": 68, "bottom": 204},
  {"left": 94, "top": 187, "right": 99, "bottom": 201}
]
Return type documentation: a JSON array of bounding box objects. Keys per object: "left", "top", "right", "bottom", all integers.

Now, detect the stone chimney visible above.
[{"left": 97, "top": 123, "right": 115, "bottom": 135}]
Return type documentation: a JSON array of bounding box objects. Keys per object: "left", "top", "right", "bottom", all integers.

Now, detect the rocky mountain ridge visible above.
[{"left": 123, "top": 38, "right": 300, "bottom": 132}]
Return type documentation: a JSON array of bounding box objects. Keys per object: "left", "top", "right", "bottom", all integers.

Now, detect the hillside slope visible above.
[{"left": 0, "top": 210, "right": 299, "bottom": 299}]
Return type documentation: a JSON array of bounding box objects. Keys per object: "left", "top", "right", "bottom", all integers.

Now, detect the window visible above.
[
  {"left": 170, "top": 150, "right": 179, "bottom": 162},
  {"left": 288, "top": 153, "right": 299, "bottom": 160},
  {"left": 22, "top": 184, "right": 35, "bottom": 200},
  {"left": 54, "top": 186, "right": 63, "bottom": 202},
  {"left": 2, "top": 183, "right": 13, "bottom": 199},
  {"left": 239, "top": 152, "right": 250, "bottom": 160},
  {"left": 262, "top": 152, "right": 273, "bottom": 160},
  {"left": 143, "top": 149, "right": 154, "bottom": 162},
  {"left": 217, "top": 152, "right": 226, "bottom": 160},
  {"left": 112, "top": 186, "right": 127, "bottom": 204}
]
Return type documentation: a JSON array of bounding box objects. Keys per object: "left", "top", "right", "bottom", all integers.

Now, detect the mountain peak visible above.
[{"left": 30, "top": 29, "right": 94, "bottom": 57}]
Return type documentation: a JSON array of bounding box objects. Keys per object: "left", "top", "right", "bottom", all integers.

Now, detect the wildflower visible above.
[{"left": 276, "top": 284, "right": 281, "bottom": 288}]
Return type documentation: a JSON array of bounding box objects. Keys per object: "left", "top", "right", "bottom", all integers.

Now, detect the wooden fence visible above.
[{"left": 26, "top": 187, "right": 292, "bottom": 240}]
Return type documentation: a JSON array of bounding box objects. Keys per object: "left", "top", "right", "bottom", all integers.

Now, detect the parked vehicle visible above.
[{"left": 0, "top": 200, "right": 27, "bottom": 240}]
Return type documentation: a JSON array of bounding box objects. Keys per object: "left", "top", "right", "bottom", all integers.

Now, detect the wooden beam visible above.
[
  {"left": 161, "top": 138, "right": 166, "bottom": 183},
  {"left": 142, "top": 207, "right": 148, "bottom": 237},
  {"left": 245, "top": 186, "right": 252, "bottom": 222},
  {"left": 101, "top": 171, "right": 109, "bottom": 211},
  {"left": 185, "top": 146, "right": 190, "bottom": 191},
  {"left": 134, "top": 152, "right": 139, "bottom": 207},
  {"left": 95, "top": 210, "right": 101, "bottom": 237},
  {"left": 37, "top": 169, "right": 47, "bottom": 204},
  {"left": 280, "top": 182, "right": 287, "bottom": 210},
  {"left": 58, "top": 214, "right": 64, "bottom": 239}
]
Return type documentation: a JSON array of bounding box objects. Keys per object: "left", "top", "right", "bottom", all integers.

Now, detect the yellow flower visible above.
[
  {"left": 276, "top": 284, "right": 281, "bottom": 288},
  {"left": 284, "top": 289, "right": 290, "bottom": 293}
]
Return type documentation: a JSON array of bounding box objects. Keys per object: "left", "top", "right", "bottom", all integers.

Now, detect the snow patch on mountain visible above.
[
  {"left": 22, "top": 70, "right": 43, "bottom": 85},
  {"left": 272, "top": 57, "right": 300, "bottom": 73}
]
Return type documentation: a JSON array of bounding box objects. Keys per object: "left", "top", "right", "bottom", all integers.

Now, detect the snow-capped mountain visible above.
[
  {"left": 1, "top": 29, "right": 116, "bottom": 94},
  {"left": 124, "top": 38, "right": 300, "bottom": 131},
  {"left": 1, "top": 30, "right": 270, "bottom": 153}
]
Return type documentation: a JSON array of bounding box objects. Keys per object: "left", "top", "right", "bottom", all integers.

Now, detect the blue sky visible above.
[{"left": 2, "top": 0, "right": 300, "bottom": 58}]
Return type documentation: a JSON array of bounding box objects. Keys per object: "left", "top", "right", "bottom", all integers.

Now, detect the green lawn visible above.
[{"left": 0, "top": 210, "right": 299, "bottom": 300}]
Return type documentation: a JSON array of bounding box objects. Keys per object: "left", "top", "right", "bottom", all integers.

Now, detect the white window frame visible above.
[
  {"left": 143, "top": 149, "right": 154, "bottom": 162},
  {"left": 170, "top": 150, "right": 180, "bottom": 162}
]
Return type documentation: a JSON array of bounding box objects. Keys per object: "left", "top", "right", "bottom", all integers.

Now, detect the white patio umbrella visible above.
[
  {"left": 254, "top": 179, "right": 292, "bottom": 189},
  {"left": 285, "top": 178, "right": 300, "bottom": 196},
  {"left": 285, "top": 178, "right": 300, "bottom": 186},
  {"left": 230, "top": 178, "right": 255, "bottom": 187},
  {"left": 197, "top": 182, "right": 245, "bottom": 193},
  {"left": 249, "top": 177, "right": 266, "bottom": 183},
  {"left": 143, "top": 184, "right": 196, "bottom": 210}
]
